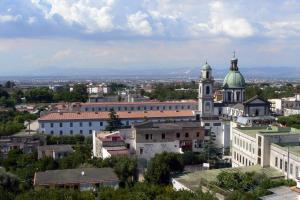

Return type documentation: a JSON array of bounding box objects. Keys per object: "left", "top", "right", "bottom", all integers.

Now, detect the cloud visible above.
[
  {"left": 263, "top": 21, "right": 300, "bottom": 38},
  {"left": 127, "top": 11, "right": 153, "bottom": 36},
  {"left": 0, "top": 14, "right": 20, "bottom": 23},
  {"left": 190, "top": 1, "right": 254, "bottom": 38},
  {"left": 32, "top": 0, "right": 115, "bottom": 32}
]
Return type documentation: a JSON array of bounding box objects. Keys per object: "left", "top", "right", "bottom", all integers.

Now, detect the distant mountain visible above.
[{"left": 0, "top": 66, "right": 299, "bottom": 80}]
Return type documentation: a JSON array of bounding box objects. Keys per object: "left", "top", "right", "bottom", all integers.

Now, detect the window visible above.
[
  {"left": 100, "top": 122, "right": 103, "bottom": 126},
  {"left": 290, "top": 164, "right": 293, "bottom": 175},
  {"left": 138, "top": 107, "right": 140, "bottom": 110},
  {"left": 206, "top": 71, "right": 209, "bottom": 79},
  {"left": 157, "top": 106, "right": 159, "bottom": 110},
  {"left": 50, "top": 131, "right": 54, "bottom": 135},
  {"left": 285, "top": 161, "right": 288, "bottom": 172},
  {"left": 296, "top": 166, "right": 299, "bottom": 178},
  {"left": 169, "top": 106, "right": 172, "bottom": 110},
  {"left": 213, "top": 123, "right": 221, "bottom": 126},
  {"left": 280, "top": 159, "right": 283, "bottom": 169},
  {"left": 70, "top": 122, "right": 73, "bottom": 127},
  {"left": 89, "top": 122, "right": 92, "bottom": 127},
  {"left": 275, "top": 157, "right": 278, "bottom": 167},
  {"left": 185, "top": 132, "right": 189, "bottom": 138},
  {"left": 176, "top": 133, "right": 180, "bottom": 138},
  {"left": 227, "top": 92, "right": 232, "bottom": 102},
  {"left": 60, "top": 130, "right": 63, "bottom": 135},
  {"left": 258, "top": 157, "right": 261, "bottom": 165},
  {"left": 236, "top": 91, "right": 240, "bottom": 101},
  {"left": 206, "top": 85, "right": 210, "bottom": 95},
  {"left": 145, "top": 134, "right": 149, "bottom": 140},
  {"left": 50, "top": 123, "right": 54, "bottom": 128},
  {"left": 59, "top": 122, "right": 63, "bottom": 127},
  {"left": 89, "top": 130, "right": 92, "bottom": 134},
  {"left": 79, "top": 122, "right": 82, "bottom": 127},
  {"left": 70, "top": 130, "right": 73, "bottom": 135},
  {"left": 204, "top": 123, "right": 210, "bottom": 126},
  {"left": 131, "top": 107, "right": 134, "bottom": 111},
  {"left": 140, "top": 148, "right": 143, "bottom": 155},
  {"left": 204, "top": 130, "right": 209, "bottom": 136},
  {"left": 196, "top": 132, "right": 200, "bottom": 137},
  {"left": 41, "top": 123, "right": 45, "bottom": 128},
  {"left": 162, "top": 133, "right": 165, "bottom": 139},
  {"left": 80, "top": 130, "right": 83, "bottom": 134},
  {"left": 234, "top": 152, "right": 236, "bottom": 159},
  {"left": 187, "top": 105, "right": 190, "bottom": 109},
  {"left": 258, "top": 136, "right": 262, "bottom": 146}
]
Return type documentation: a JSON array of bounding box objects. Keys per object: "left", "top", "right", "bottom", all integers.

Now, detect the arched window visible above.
[
  {"left": 206, "top": 71, "right": 209, "bottom": 79},
  {"left": 227, "top": 91, "right": 232, "bottom": 102},
  {"left": 236, "top": 91, "right": 240, "bottom": 102},
  {"left": 206, "top": 86, "right": 210, "bottom": 95}
]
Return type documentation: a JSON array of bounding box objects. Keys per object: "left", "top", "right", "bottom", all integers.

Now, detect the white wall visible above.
[
  {"left": 135, "top": 141, "right": 182, "bottom": 160},
  {"left": 39, "top": 117, "right": 194, "bottom": 136}
]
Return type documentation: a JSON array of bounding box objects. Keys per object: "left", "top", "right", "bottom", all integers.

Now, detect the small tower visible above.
[
  {"left": 198, "top": 62, "right": 214, "bottom": 117},
  {"left": 223, "top": 54, "right": 246, "bottom": 105}
]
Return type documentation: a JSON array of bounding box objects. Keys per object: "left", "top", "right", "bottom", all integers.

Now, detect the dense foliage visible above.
[
  {"left": 145, "top": 152, "right": 184, "bottom": 184},
  {"left": 0, "top": 140, "right": 137, "bottom": 189},
  {"left": 146, "top": 82, "right": 198, "bottom": 101},
  {"left": 215, "top": 171, "right": 296, "bottom": 199},
  {"left": 98, "top": 182, "right": 217, "bottom": 200},
  {"left": 0, "top": 111, "right": 38, "bottom": 136},
  {"left": 245, "top": 83, "right": 300, "bottom": 100},
  {"left": 277, "top": 114, "right": 300, "bottom": 129},
  {"left": 25, "top": 84, "right": 88, "bottom": 103}
]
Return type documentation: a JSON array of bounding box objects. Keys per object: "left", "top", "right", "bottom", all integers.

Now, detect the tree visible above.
[
  {"left": 71, "top": 84, "right": 88, "bottom": 102},
  {"left": 203, "top": 129, "right": 221, "bottom": 163},
  {"left": 4, "top": 81, "right": 15, "bottom": 89},
  {"left": 105, "top": 109, "right": 123, "bottom": 131},
  {"left": 145, "top": 152, "right": 184, "bottom": 184}
]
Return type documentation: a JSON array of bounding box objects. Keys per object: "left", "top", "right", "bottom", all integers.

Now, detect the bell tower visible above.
[{"left": 198, "top": 62, "right": 214, "bottom": 117}]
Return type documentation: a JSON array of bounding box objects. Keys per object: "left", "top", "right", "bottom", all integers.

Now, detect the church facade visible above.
[{"left": 197, "top": 55, "right": 273, "bottom": 150}]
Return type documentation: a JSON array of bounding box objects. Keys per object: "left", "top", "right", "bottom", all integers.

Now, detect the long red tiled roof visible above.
[
  {"left": 39, "top": 110, "right": 195, "bottom": 121},
  {"left": 77, "top": 100, "right": 197, "bottom": 106}
]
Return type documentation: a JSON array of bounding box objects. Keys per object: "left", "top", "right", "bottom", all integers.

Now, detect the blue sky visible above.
[{"left": 0, "top": 0, "right": 299, "bottom": 75}]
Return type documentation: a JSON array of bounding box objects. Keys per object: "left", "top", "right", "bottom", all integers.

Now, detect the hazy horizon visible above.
[{"left": 0, "top": 0, "right": 299, "bottom": 75}]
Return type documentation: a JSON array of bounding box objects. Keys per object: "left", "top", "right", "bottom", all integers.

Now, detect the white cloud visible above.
[
  {"left": 52, "top": 49, "right": 72, "bottom": 61},
  {"left": 0, "top": 14, "right": 20, "bottom": 23},
  {"left": 27, "top": 16, "right": 36, "bottom": 25},
  {"left": 190, "top": 1, "right": 254, "bottom": 38},
  {"left": 127, "top": 11, "right": 153, "bottom": 36},
  {"left": 32, "top": 0, "right": 115, "bottom": 32},
  {"left": 263, "top": 21, "right": 300, "bottom": 38}
]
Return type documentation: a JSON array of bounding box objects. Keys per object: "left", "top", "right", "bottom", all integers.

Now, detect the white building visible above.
[
  {"left": 38, "top": 110, "right": 196, "bottom": 136},
  {"left": 70, "top": 100, "right": 198, "bottom": 112},
  {"left": 269, "top": 94, "right": 300, "bottom": 116},
  {"left": 231, "top": 125, "right": 300, "bottom": 180}
]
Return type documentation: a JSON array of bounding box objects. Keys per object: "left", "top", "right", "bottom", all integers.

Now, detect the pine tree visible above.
[{"left": 105, "top": 109, "right": 123, "bottom": 131}]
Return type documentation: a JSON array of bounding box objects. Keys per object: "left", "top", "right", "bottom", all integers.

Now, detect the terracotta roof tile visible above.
[{"left": 39, "top": 110, "right": 194, "bottom": 121}]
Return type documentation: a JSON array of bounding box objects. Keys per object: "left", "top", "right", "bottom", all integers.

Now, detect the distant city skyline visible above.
[{"left": 0, "top": 0, "right": 299, "bottom": 76}]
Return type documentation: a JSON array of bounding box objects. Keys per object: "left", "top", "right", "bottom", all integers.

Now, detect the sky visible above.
[{"left": 0, "top": 0, "right": 299, "bottom": 76}]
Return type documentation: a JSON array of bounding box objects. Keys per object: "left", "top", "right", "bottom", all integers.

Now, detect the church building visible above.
[{"left": 197, "top": 55, "right": 274, "bottom": 150}]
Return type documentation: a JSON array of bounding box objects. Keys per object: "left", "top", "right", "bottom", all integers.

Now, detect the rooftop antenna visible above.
[{"left": 233, "top": 51, "right": 236, "bottom": 58}]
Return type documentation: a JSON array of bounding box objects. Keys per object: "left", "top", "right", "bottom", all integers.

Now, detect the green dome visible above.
[
  {"left": 223, "top": 70, "right": 246, "bottom": 88},
  {"left": 202, "top": 63, "right": 212, "bottom": 70}
]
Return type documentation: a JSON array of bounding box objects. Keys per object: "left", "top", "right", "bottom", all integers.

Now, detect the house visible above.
[
  {"left": 37, "top": 145, "right": 74, "bottom": 159},
  {"left": 33, "top": 168, "right": 119, "bottom": 191},
  {"left": 0, "top": 135, "right": 43, "bottom": 157},
  {"left": 131, "top": 121, "right": 206, "bottom": 160},
  {"left": 92, "top": 131, "right": 130, "bottom": 159}
]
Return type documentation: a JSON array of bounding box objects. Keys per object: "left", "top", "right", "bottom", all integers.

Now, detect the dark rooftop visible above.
[{"left": 34, "top": 168, "right": 119, "bottom": 186}]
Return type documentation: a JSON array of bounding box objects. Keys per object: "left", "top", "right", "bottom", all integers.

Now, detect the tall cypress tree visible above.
[{"left": 105, "top": 109, "right": 123, "bottom": 131}]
